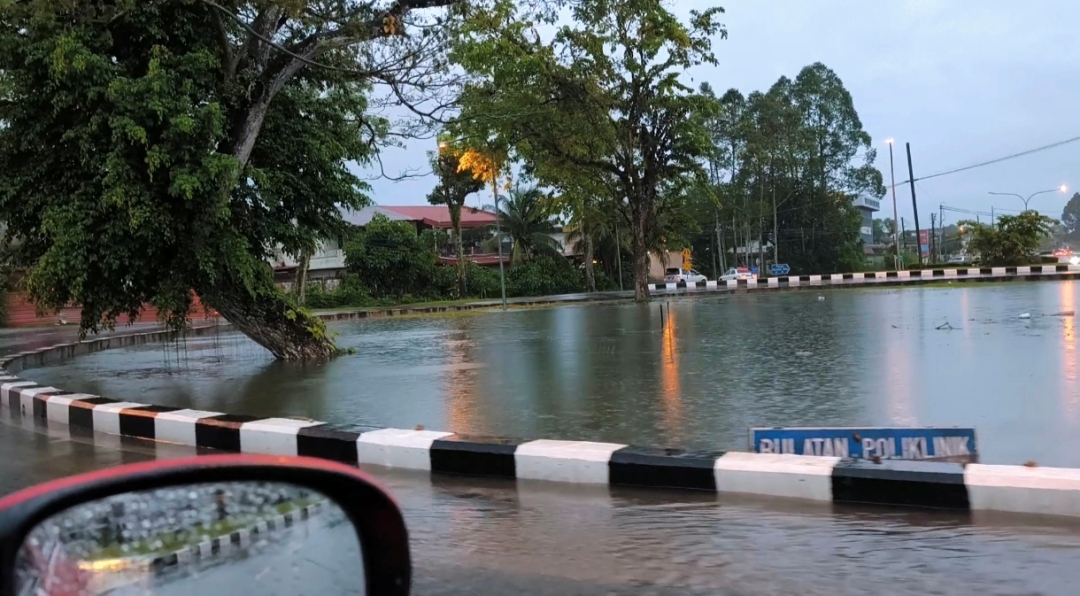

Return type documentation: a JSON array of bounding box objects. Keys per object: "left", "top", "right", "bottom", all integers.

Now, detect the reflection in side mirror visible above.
[{"left": 13, "top": 482, "right": 364, "bottom": 596}]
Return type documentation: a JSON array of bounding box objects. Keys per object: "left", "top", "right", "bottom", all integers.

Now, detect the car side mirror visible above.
[{"left": 0, "top": 455, "right": 410, "bottom": 596}]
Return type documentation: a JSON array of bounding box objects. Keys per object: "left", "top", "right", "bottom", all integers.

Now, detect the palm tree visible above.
[
  {"left": 565, "top": 196, "right": 622, "bottom": 292},
  {"left": 487, "top": 184, "right": 563, "bottom": 265}
]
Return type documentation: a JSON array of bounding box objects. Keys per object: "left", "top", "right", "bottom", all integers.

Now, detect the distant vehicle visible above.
[
  {"left": 720, "top": 267, "right": 756, "bottom": 281},
  {"left": 664, "top": 268, "right": 707, "bottom": 283},
  {"left": 947, "top": 254, "right": 967, "bottom": 264}
]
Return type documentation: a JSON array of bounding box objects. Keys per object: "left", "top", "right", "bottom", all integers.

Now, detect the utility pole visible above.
[
  {"left": 887, "top": 139, "right": 901, "bottom": 270},
  {"left": 905, "top": 143, "right": 923, "bottom": 266},
  {"left": 901, "top": 218, "right": 907, "bottom": 261},
  {"left": 930, "top": 213, "right": 937, "bottom": 264}
]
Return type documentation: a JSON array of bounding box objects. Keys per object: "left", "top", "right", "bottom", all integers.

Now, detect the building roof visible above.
[
  {"left": 339, "top": 206, "right": 412, "bottom": 227},
  {"left": 380, "top": 205, "right": 496, "bottom": 228}
]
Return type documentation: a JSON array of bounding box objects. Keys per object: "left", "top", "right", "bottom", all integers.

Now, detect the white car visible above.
[
  {"left": 720, "top": 267, "right": 756, "bottom": 281},
  {"left": 663, "top": 268, "right": 707, "bottom": 283}
]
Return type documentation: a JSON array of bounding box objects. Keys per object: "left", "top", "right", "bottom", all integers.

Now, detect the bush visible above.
[
  {"left": 507, "top": 257, "right": 585, "bottom": 297},
  {"left": 344, "top": 214, "right": 437, "bottom": 299}
]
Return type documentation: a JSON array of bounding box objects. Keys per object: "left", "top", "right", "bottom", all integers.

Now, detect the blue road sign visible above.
[
  {"left": 749, "top": 426, "right": 978, "bottom": 463},
  {"left": 770, "top": 263, "right": 791, "bottom": 276}
]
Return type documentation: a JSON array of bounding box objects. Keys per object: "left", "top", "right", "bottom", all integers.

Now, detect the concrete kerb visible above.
[{"left": 4, "top": 265, "right": 1080, "bottom": 520}]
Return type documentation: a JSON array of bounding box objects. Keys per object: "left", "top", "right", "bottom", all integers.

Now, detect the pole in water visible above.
[{"left": 660, "top": 303, "right": 665, "bottom": 328}]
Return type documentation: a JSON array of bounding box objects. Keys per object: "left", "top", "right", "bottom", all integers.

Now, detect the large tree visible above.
[
  {"left": 451, "top": 0, "right": 726, "bottom": 301},
  {"left": 427, "top": 136, "right": 484, "bottom": 297},
  {"left": 0, "top": 0, "right": 461, "bottom": 359},
  {"left": 1061, "top": 192, "right": 1080, "bottom": 242}
]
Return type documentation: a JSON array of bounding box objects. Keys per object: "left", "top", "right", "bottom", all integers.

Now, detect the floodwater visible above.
[{"left": 20, "top": 280, "right": 1080, "bottom": 466}]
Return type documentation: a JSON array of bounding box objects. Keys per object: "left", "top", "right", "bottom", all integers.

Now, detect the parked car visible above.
[
  {"left": 719, "top": 267, "right": 756, "bottom": 281},
  {"left": 663, "top": 267, "right": 708, "bottom": 283}
]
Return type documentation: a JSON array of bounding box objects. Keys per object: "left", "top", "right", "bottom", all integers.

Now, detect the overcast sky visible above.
[{"left": 360, "top": 0, "right": 1080, "bottom": 229}]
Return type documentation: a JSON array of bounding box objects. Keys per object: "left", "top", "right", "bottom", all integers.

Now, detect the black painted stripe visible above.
[
  {"left": 980, "top": 268, "right": 993, "bottom": 275},
  {"left": 865, "top": 272, "right": 877, "bottom": 279},
  {"left": 777, "top": 276, "right": 789, "bottom": 284},
  {"left": 609, "top": 447, "right": 720, "bottom": 492},
  {"left": 297, "top": 426, "right": 360, "bottom": 463},
  {"left": 1005, "top": 266, "right": 1017, "bottom": 274},
  {"left": 831, "top": 459, "right": 970, "bottom": 510},
  {"left": 67, "top": 397, "right": 119, "bottom": 430},
  {"left": 909, "top": 270, "right": 923, "bottom": 277},
  {"left": 842, "top": 273, "right": 854, "bottom": 280},
  {"left": 119, "top": 405, "right": 180, "bottom": 440},
  {"left": 886, "top": 271, "right": 899, "bottom": 278},
  {"left": 695, "top": 280, "right": 707, "bottom": 288},
  {"left": 932, "top": 269, "right": 945, "bottom": 277},
  {"left": 799, "top": 275, "right": 811, "bottom": 282},
  {"left": 195, "top": 414, "right": 257, "bottom": 452},
  {"left": 430, "top": 436, "right": 518, "bottom": 478},
  {"left": 4, "top": 383, "right": 35, "bottom": 410}
]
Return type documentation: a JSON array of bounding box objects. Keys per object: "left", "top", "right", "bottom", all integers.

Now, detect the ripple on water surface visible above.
[{"left": 21, "top": 281, "right": 1080, "bottom": 466}]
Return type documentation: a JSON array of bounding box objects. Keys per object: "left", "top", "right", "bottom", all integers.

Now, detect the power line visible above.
[{"left": 894, "top": 134, "right": 1080, "bottom": 186}]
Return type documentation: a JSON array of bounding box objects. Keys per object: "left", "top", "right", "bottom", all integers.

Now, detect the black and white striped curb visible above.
[
  {"left": 649, "top": 263, "right": 1080, "bottom": 292},
  {"left": 147, "top": 500, "right": 327, "bottom": 576},
  {"left": 4, "top": 374, "right": 1080, "bottom": 518}
]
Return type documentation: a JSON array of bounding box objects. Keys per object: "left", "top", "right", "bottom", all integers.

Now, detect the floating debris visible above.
[
  {"left": 936, "top": 322, "right": 954, "bottom": 330},
  {"left": 795, "top": 351, "right": 812, "bottom": 357},
  {"left": 1024, "top": 460, "right": 1038, "bottom": 468},
  {"left": 1019, "top": 313, "right": 1032, "bottom": 319},
  {"left": 1053, "top": 310, "right": 1075, "bottom": 317},
  {"left": 817, "top": 295, "right": 825, "bottom": 301}
]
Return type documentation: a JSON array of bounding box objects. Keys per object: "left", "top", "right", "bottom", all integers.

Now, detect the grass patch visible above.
[{"left": 87, "top": 496, "right": 323, "bottom": 561}]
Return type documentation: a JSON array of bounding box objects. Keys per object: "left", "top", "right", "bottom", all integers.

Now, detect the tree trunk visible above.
[
  {"left": 199, "top": 279, "right": 336, "bottom": 360},
  {"left": 449, "top": 203, "right": 466, "bottom": 298},
  {"left": 631, "top": 212, "right": 650, "bottom": 302},
  {"left": 584, "top": 233, "right": 596, "bottom": 292},
  {"left": 294, "top": 248, "right": 311, "bottom": 306}
]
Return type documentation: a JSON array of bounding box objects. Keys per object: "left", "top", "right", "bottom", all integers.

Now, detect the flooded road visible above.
[
  {"left": 20, "top": 280, "right": 1080, "bottom": 466},
  {"left": 3, "top": 414, "right": 1080, "bottom": 595}
]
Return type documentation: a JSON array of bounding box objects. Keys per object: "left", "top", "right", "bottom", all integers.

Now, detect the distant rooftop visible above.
[{"left": 340, "top": 205, "right": 496, "bottom": 229}]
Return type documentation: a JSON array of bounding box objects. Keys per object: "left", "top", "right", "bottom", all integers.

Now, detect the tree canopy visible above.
[
  {"left": 960, "top": 211, "right": 1057, "bottom": 266},
  {"left": 449, "top": 0, "right": 727, "bottom": 300},
  {"left": 0, "top": 0, "right": 464, "bottom": 358}
]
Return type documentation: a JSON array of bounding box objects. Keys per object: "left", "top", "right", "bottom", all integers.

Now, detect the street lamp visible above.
[
  {"left": 988, "top": 186, "right": 1068, "bottom": 210},
  {"left": 886, "top": 138, "right": 901, "bottom": 270}
]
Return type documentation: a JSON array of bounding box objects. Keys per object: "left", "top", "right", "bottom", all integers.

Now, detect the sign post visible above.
[
  {"left": 681, "top": 248, "right": 692, "bottom": 271},
  {"left": 750, "top": 426, "right": 978, "bottom": 463}
]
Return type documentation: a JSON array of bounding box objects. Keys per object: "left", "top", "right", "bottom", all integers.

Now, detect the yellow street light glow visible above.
[
  {"left": 1061, "top": 185, "right": 1068, "bottom": 193},
  {"left": 885, "top": 138, "right": 895, "bottom": 145}
]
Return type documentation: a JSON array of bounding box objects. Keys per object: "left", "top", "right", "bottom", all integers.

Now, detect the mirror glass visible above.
[{"left": 13, "top": 481, "right": 365, "bottom": 595}]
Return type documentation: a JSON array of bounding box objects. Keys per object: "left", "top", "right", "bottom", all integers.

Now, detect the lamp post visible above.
[
  {"left": 886, "top": 138, "right": 901, "bottom": 270},
  {"left": 988, "top": 185, "right": 1068, "bottom": 211}
]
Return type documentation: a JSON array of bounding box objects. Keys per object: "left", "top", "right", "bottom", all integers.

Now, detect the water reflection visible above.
[{"left": 21, "top": 281, "right": 1080, "bottom": 466}]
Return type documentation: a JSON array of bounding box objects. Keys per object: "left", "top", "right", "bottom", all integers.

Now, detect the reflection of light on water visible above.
[
  {"left": 882, "top": 327, "right": 917, "bottom": 426},
  {"left": 960, "top": 288, "right": 972, "bottom": 340},
  {"left": 1061, "top": 282, "right": 1078, "bottom": 421},
  {"left": 660, "top": 307, "right": 682, "bottom": 434},
  {"left": 444, "top": 330, "right": 477, "bottom": 432}
]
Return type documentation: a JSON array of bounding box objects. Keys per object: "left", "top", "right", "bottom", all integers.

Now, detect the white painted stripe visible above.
[
  {"left": 155, "top": 409, "right": 224, "bottom": 446},
  {"left": 830, "top": 273, "right": 844, "bottom": 282},
  {"left": 1069, "top": 264, "right": 1080, "bottom": 273},
  {"left": 726, "top": 280, "right": 737, "bottom": 288},
  {"left": 705, "top": 280, "right": 717, "bottom": 288},
  {"left": 1, "top": 381, "right": 37, "bottom": 402},
  {"left": 197, "top": 541, "right": 212, "bottom": 558},
  {"left": 356, "top": 428, "right": 453, "bottom": 470},
  {"left": 176, "top": 548, "right": 193, "bottom": 565},
  {"left": 852, "top": 273, "right": 865, "bottom": 280},
  {"left": 897, "top": 270, "right": 910, "bottom": 279},
  {"left": 665, "top": 283, "right": 677, "bottom": 290},
  {"left": 992, "top": 267, "right": 1006, "bottom": 276},
  {"left": 809, "top": 275, "right": 822, "bottom": 282},
  {"left": 788, "top": 277, "right": 800, "bottom": 286},
  {"left": 515, "top": 440, "right": 627, "bottom": 485},
  {"left": 236, "top": 529, "right": 250, "bottom": 548},
  {"left": 714, "top": 452, "right": 838, "bottom": 502},
  {"left": 15, "top": 386, "right": 60, "bottom": 415},
  {"left": 1017, "top": 265, "right": 1032, "bottom": 274},
  {"left": 92, "top": 402, "right": 150, "bottom": 435},
  {"left": 255, "top": 521, "right": 269, "bottom": 535},
  {"left": 767, "top": 277, "right": 779, "bottom": 287},
  {"left": 944, "top": 269, "right": 958, "bottom": 277},
  {"left": 45, "top": 394, "right": 97, "bottom": 426},
  {"left": 965, "top": 464, "right": 1080, "bottom": 518},
  {"left": 239, "top": 418, "right": 322, "bottom": 456}
]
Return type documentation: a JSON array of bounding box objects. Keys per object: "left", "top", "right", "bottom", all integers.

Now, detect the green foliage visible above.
[
  {"left": 1061, "top": 192, "right": 1080, "bottom": 241},
  {"left": 492, "top": 184, "right": 563, "bottom": 265},
  {"left": 960, "top": 211, "right": 1057, "bottom": 266},
  {"left": 692, "top": 63, "right": 881, "bottom": 275},
  {"left": 344, "top": 214, "right": 437, "bottom": 299},
  {"left": 0, "top": 1, "right": 458, "bottom": 358},
  {"left": 450, "top": 0, "right": 727, "bottom": 300},
  {"left": 506, "top": 257, "right": 584, "bottom": 297}
]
